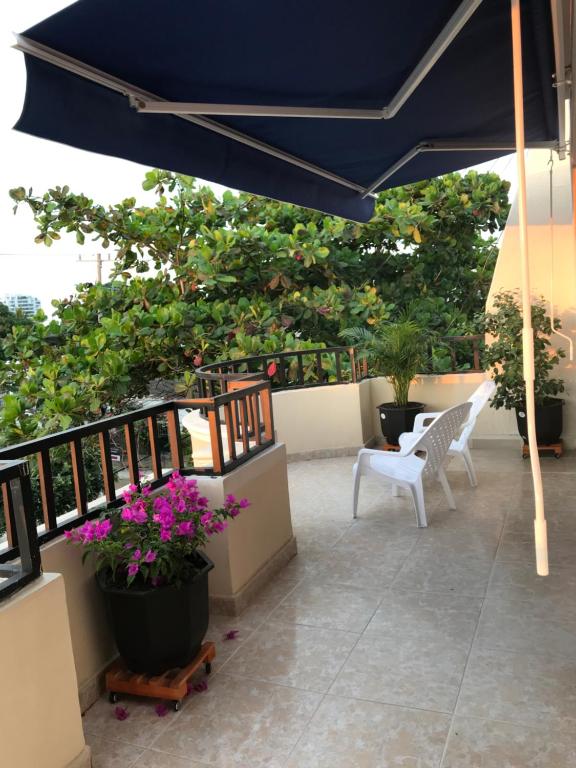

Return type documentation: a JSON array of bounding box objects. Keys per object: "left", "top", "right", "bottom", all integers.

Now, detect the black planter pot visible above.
[
  {"left": 515, "top": 398, "right": 564, "bottom": 445},
  {"left": 97, "top": 551, "right": 214, "bottom": 674},
  {"left": 378, "top": 401, "right": 425, "bottom": 446}
]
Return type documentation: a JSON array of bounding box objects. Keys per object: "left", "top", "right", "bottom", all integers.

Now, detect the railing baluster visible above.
[
  {"left": 473, "top": 338, "right": 481, "bottom": 371},
  {"left": 147, "top": 416, "right": 163, "bottom": 480},
  {"left": 277, "top": 358, "right": 286, "bottom": 387},
  {"left": 70, "top": 438, "right": 88, "bottom": 516},
  {"left": 297, "top": 353, "right": 305, "bottom": 385},
  {"left": 166, "top": 409, "right": 183, "bottom": 471},
  {"left": 315, "top": 352, "right": 323, "bottom": 384},
  {"left": 335, "top": 350, "right": 342, "bottom": 382},
  {"left": 239, "top": 398, "right": 250, "bottom": 454},
  {"left": 1, "top": 481, "right": 18, "bottom": 548},
  {"left": 98, "top": 430, "right": 116, "bottom": 503},
  {"left": 223, "top": 403, "right": 237, "bottom": 461},
  {"left": 37, "top": 448, "right": 57, "bottom": 530},
  {"left": 348, "top": 348, "right": 358, "bottom": 383},
  {"left": 207, "top": 408, "right": 224, "bottom": 473},
  {"left": 260, "top": 386, "right": 274, "bottom": 441},
  {"left": 124, "top": 422, "right": 140, "bottom": 486},
  {"left": 251, "top": 395, "right": 262, "bottom": 446}
]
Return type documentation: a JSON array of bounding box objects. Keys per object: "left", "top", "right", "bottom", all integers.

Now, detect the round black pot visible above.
[
  {"left": 97, "top": 551, "right": 213, "bottom": 674},
  {"left": 515, "top": 398, "right": 564, "bottom": 445},
  {"left": 378, "top": 402, "right": 425, "bottom": 446}
]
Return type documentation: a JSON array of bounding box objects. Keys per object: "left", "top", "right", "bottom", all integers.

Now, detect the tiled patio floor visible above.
[{"left": 84, "top": 445, "right": 576, "bottom": 767}]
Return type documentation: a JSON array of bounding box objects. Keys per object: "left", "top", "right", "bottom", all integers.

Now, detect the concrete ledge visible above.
[
  {"left": 66, "top": 746, "right": 92, "bottom": 768},
  {"left": 210, "top": 535, "right": 297, "bottom": 616}
]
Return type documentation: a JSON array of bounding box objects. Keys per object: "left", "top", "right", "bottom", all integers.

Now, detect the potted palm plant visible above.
[
  {"left": 482, "top": 290, "right": 565, "bottom": 445},
  {"left": 66, "top": 471, "right": 248, "bottom": 674},
  {"left": 341, "top": 317, "right": 429, "bottom": 445}
]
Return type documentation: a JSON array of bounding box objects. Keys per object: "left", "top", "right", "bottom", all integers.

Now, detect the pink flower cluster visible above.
[
  {"left": 64, "top": 518, "right": 112, "bottom": 543},
  {"left": 65, "top": 471, "right": 249, "bottom": 587}
]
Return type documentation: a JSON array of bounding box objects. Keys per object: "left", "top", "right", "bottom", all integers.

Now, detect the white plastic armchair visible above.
[
  {"left": 398, "top": 380, "right": 495, "bottom": 487},
  {"left": 352, "top": 401, "right": 472, "bottom": 528}
]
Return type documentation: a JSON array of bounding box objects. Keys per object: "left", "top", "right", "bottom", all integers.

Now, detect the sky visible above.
[{"left": 0, "top": 1, "right": 518, "bottom": 316}]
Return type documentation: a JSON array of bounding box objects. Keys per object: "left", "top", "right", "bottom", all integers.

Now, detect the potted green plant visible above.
[
  {"left": 482, "top": 290, "right": 565, "bottom": 445},
  {"left": 66, "top": 471, "right": 248, "bottom": 674},
  {"left": 341, "top": 317, "right": 429, "bottom": 445}
]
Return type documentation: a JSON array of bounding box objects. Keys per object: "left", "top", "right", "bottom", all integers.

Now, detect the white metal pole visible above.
[{"left": 510, "top": 0, "right": 548, "bottom": 575}]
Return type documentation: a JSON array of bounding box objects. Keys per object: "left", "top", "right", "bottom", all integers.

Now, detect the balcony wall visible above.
[{"left": 272, "top": 373, "right": 519, "bottom": 459}]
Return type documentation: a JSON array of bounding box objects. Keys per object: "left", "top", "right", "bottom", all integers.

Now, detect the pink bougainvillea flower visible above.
[
  {"left": 127, "top": 563, "right": 139, "bottom": 577},
  {"left": 154, "top": 703, "right": 168, "bottom": 717},
  {"left": 114, "top": 706, "right": 129, "bottom": 721},
  {"left": 95, "top": 519, "right": 112, "bottom": 540},
  {"left": 223, "top": 629, "right": 239, "bottom": 641},
  {"left": 143, "top": 549, "right": 157, "bottom": 564},
  {"left": 142, "top": 485, "right": 152, "bottom": 496},
  {"left": 267, "top": 361, "right": 277, "bottom": 377},
  {"left": 132, "top": 549, "right": 142, "bottom": 561},
  {"left": 239, "top": 498, "right": 250, "bottom": 509},
  {"left": 160, "top": 528, "right": 172, "bottom": 542},
  {"left": 193, "top": 680, "right": 208, "bottom": 693}
]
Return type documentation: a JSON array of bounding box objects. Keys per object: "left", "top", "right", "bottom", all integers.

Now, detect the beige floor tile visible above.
[
  {"left": 151, "top": 674, "right": 321, "bottom": 767},
  {"left": 298, "top": 549, "right": 402, "bottom": 590},
  {"left": 83, "top": 697, "right": 173, "bottom": 749},
  {"left": 456, "top": 648, "right": 576, "bottom": 730},
  {"left": 393, "top": 549, "right": 493, "bottom": 597},
  {"left": 442, "top": 716, "right": 576, "bottom": 768},
  {"left": 496, "top": 531, "right": 576, "bottom": 565},
  {"left": 365, "top": 590, "right": 482, "bottom": 640},
  {"left": 285, "top": 694, "right": 451, "bottom": 768},
  {"left": 270, "top": 581, "right": 384, "bottom": 632},
  {"left": 414, "top": 527, "right": 501, "bottom": 559},
  {"left": 85, "top": 733, "right": 144, "bottom": 768},
  {"left": 476, "top": 595, "right": 576, "bottom": 659},
  {"left": 132, "top": 749, "right": 210, "bottom": 767},
  {"left": 488, "top": 560, "right": 576, "bottom": 606},
  {"left": 293, "top": 521, "right": 352, "bottom": 553},
  {"left": 330, "top": 629, "right": 472, "bottom": 712},
  {"left": 222, "top": 620, "right": 359, "bottom": 692}
]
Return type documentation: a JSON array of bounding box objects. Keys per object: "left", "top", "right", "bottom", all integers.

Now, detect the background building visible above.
[{"left": 1, "top": 293, "right": 41, "bottom": 316}]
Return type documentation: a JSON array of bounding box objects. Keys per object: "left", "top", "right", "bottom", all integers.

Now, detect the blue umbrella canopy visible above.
[{"left": 14, "top": 0, "right": 559, "bottom": 221}]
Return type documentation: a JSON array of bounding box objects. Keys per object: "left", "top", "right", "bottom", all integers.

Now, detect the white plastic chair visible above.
[
  {"left": 398, "top": 380, "right": 495, "bottom": 487},
  {"left": 352, "top": 401, "right": 472, "bottom": 528}
]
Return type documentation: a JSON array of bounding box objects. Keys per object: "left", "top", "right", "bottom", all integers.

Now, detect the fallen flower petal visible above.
[
  {"left": 223, "top": 629, "right": 240, "bottom": 641},
  {"left": 155, "top": 703, "right": 169, "bottom": 717},
  {"left": 114, "top": 706, "right": 129, "bottom": 721},
  {"left": 193, "top": 680, "right": 208, "bottom": 693}
]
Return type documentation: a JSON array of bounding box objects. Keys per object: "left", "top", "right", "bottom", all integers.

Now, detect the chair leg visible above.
[
  {"left": 392, "top": 484, "right": 400, "bottom": 497},
  {"left": 461, "top": 446, "right": 478, "bottom": 487},
  {"left": 409, "top": 479, "right": 427, "bottom": 528},
  {"left": 352, "top": 463, "right": 361, "bottom": 519},
  {"left": 437, "top": 467, "right": 456, "bottom": 510}
]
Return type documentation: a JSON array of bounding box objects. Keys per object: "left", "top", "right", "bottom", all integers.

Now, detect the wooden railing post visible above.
[
  {"left": 207, "top": 408, "right": 224, "bottom": 474},
  {"left": 98, "top": 431, "right": 116, "bottom": 503},
  {"left": 37, "top": 448, "right": 57, "bottom": 530},
  {"left": 123, "top": 422, "right": 140, "bottom": 486},
  {"left": 147, "top": 416, "right": 163, "bottom": 480},
  {"left": 166, "top": 408, "right": 184, "bottom": 471},
  {"left": 70, "top": 438, "right": 88, "bottom": 516}
]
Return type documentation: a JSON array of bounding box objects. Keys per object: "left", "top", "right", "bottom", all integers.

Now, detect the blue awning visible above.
[{"left": 14, "top": 0, "right": 559, "bottom": 221}]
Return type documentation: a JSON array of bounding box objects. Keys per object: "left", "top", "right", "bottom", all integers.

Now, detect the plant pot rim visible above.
[
  {"left": 96, "top": 550, "right": 214, "bottom": 596},
  {"left": 377, "top": 401, "right": 425, "bottom": 410},
  {"left": 515, "top": 398, "right": 564, "bottom": 410}
]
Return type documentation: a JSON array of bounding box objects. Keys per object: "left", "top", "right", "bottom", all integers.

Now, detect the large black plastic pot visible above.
[
  {"left": 378, "top": 402, "right": 425, "bottom": 446},
  {"left": 515, "top": 398, "right": 564, "bottom": 445},
  {"left": 97, "top": 551, "right": 213, "bottom": 674}
]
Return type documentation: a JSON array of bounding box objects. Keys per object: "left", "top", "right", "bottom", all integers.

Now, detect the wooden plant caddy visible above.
[
  {"left": 522, "top": 440, "right": 563, "bottom": 460},
  {"left": 106, "top": 641, "right": 215, "bottom": 711},
  {"left": 377, "top": 442, "right": 401, "bottom": 452}
]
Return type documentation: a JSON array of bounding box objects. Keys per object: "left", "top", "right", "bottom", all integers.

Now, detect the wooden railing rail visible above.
[{"left": 0, "top": 383, "right": 275, "bottom": 566}]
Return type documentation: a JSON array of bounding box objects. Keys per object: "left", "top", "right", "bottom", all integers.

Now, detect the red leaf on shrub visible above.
[
  {"left": 114, "top": 706, "right": 129, "bottom": 721},
  {"left": 267, "top": 362, "right": 277, "bottom": 377}
]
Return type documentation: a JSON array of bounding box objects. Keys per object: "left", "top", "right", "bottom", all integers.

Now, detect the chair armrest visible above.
[
  {"left": 397, "top": 431, "right": 420, "bottom": 452},
  {"left": 413, "top": 411, "right": 443, "bottom": 432}
]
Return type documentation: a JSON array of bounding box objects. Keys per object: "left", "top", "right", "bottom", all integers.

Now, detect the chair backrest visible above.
[
  {"left": 466, "top": 379, "right": 496, "bottom": 422},
  {"left": 407, "top": 401, "right": 472, "bottom": 476}
]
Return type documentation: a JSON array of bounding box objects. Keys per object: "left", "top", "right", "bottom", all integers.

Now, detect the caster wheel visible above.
[
  {"left": 522, "top": 454, "right": 529, "bottom": 460},
  {"left": 173, "top": 700, "right": 181, "bottom": 712},
  {"left": 205, "top": 662, "right": 212, "bottom": 675},
  {"left": 109, "top": 692, "right": 119, "bottom": 704},
  {"left": 555, "top": 453, "right": 561, "bottom": 459}
]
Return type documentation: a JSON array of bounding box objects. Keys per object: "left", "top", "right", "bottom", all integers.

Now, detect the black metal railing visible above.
[
  {"left": 196, "top": 337, "right": 483, "bottom": 396},
  {"left": 0, "top": 382, "right": 274, "bottom": 566},
  {"left": 196, "top": 346, "right": 368, "bottom": 396},
  {"left": 0, "top": 460, "right": 42, "bottom": 602}
]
